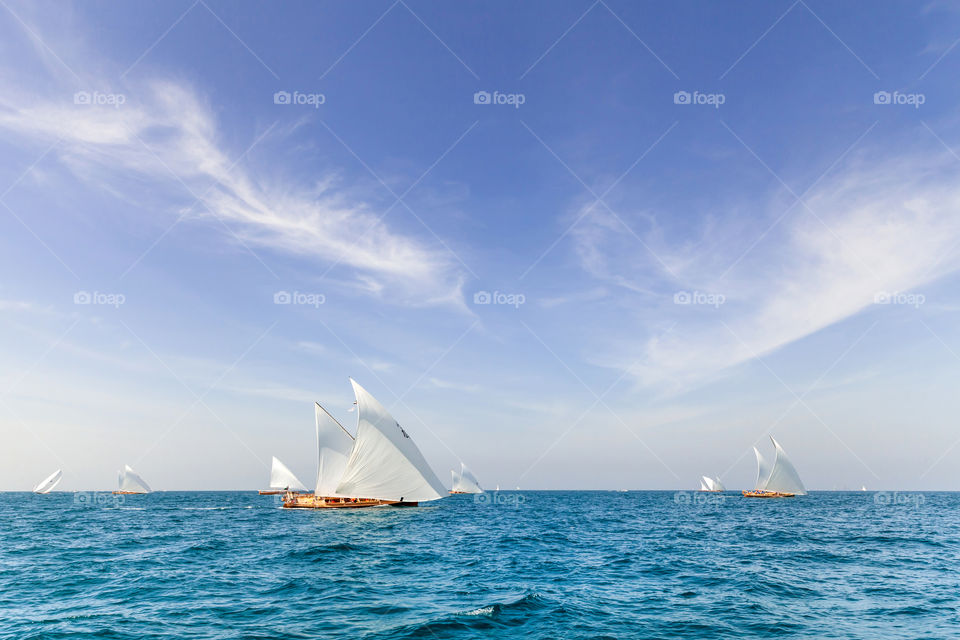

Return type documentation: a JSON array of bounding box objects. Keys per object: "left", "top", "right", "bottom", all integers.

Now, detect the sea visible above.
[{"left": 1, "top": 490, "right": 956, "bottom": 639}]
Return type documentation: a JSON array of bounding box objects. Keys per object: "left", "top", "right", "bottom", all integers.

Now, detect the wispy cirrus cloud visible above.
[
  {"left": 0, "top": 31, "right": 465, "bottom": 307},
  {"left": 573, "top": 147, "right": 960, "bottom": 388}
]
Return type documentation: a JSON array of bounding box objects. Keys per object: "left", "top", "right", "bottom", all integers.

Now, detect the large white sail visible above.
[
  {"left": 452, "top": 463, "right": 483, "bottom": 493},
  {"left": 315, "top": 402, "right": 354, "bottom": 496},
  {"left": 119, "top": 464, "right": 151, "bottom": 493},
  {"left": 753, "top": 446, "right": 772, "bottom": 491},
  {"left": 763, "top": 437, "right": 807, "bottom": 495},
  {"left": 701, "top": 475, "right": 716, "bottom": 491},
  {"left": 269, "top": 456, "right": 306, "bottom": 491},
  {"left": 33, "top": 469, "right": 62, "bottom": 494},
  {"left": 712, "top": 477, "right": 726, "bottom": 491},
  {"left": 334, "top": 379, "right": 446, "bottom": 502}
]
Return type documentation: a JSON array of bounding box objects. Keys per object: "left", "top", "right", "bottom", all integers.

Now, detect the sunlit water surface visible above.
[{"left": 1, "top": 490, "right": 956, "bottom": 639}]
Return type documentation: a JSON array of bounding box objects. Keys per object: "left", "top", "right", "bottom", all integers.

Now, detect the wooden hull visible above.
[
  {"left": 258, "top": 490, "right": 282, "bottom": 495},
  {"left": 112, "top": 491, "right": 147, "bottom": 495},
  {"left": 449, "top": 490, "right": 469, "bottom": 494},
  {"left": 281, "top": 493, "right": 420, "bottom": 509},
  {"left": 283, "top": 494, "right": 385, "bottom": 509},
  {"left": 742, "top": 490, "right": 795, "bottom": 498}
]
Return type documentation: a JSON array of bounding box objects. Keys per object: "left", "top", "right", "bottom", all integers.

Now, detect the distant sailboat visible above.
[
  {"left": 450, "top": 463, "right": 483, "bottom": 494},
  {"left": 283, "top": 379, "right": 446, "bottom": 509},
  {"left": 33, "top": 469, "right": 62, "bottom": 494},
  {"left": 114, "top": 464, "right": 151, "bottom": 494},
  {"left": 743, "top": 437, "right": 806, "bottom": 498},
  {"left": 259, "top": 456, "right": 307, "bottom": 494},
  {"left": 699, "top": 475, "right": 724, "bottom": 492}
]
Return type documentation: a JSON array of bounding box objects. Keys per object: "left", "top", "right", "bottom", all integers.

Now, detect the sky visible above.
[{"left": 2, "top": 0, "right": 960, "bottom": 492}]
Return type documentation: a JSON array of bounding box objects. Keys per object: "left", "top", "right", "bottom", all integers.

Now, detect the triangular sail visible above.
[
  {"left": 713, "top": 477, "right": 726, "bottom": 491},
  {"left": 453, "top": 463, "right": 482, "bottom": 493},
  {"left": 315, "top": 402, "right": 354, "bottom": 496},
  {"left": 334, "top": 379, "right": 446, "bottom": 502},
  {"left": 764, "top": 437, "right": 807, "bottom": 495},
  {"left": 33, "top": 469, "right": 62, "bottom": 494},
  {"left": 451, "top": 468, "right": 461, "bottom": 489},
  {"left": 701, "top": 475, "right": 716, "bottom": 491},
  {"left": 269, "top": 456, "right": 306, "bottom": 491},
  {"left": 119, "top": 464, "right": 151, "bottom": 493},
  {"left": 753, "top": 446, "right": 771, "bottom": 491}
]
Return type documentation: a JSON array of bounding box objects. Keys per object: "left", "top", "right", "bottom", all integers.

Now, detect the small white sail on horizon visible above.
[
  {"left": 451, "top": 463, "right": 483, "bottom": 494},
  {"left": 118, "top": 464, "right": 151, "bottom": 493},
  {"left": 334, "top": 379, "right": 446, "bottom": 502},
  {"left": 34, "top": 469, "right": 62, "bottom": 494},
  {"left": 700, "top": 475, "right": 725, "bottom": 491},
  {"left": 269, "top": 456, "right": 306, "bottom": 492},
  {"left": 315, "top": 402, "right": 354, "bottom": 496}
]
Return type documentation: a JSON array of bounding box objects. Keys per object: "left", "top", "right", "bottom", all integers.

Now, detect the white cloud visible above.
[
  {"left": 0, "top": 72, "right": 465, "bottom": 306},
  {"left": 573, "top": 148, "right": 960, "bottom": 388}
]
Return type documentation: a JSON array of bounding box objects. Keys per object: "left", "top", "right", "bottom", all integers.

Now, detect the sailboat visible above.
[
  {"left": 699, "top": 475, "right": 725, "bottom": 492},
  {"left": 742, "top": 436, "right": 806, "bottom": 498},
  {"left": 283, "top": 379, "right": 446, "bottom": 509},
  {"left": 33, "top": 469, "right": 62, "bottom": 494},
  {"left": 258, "top": 456, "right": 308, "bottom": 495},
  {"left": 114, "top": 464, "right": 151, "bottom": 494},
  {"left": 450, "top": 462, "right": 483, "bottom": 494}
]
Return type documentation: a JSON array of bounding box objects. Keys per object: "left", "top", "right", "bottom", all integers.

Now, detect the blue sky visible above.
[{"left": 2, "top": 0, "right": 960, "bottom": 491}]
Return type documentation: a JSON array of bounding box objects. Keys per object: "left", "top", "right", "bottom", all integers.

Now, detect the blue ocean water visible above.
[{"left": 1, "top": 490, "right": 957, "bottom": 639}]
